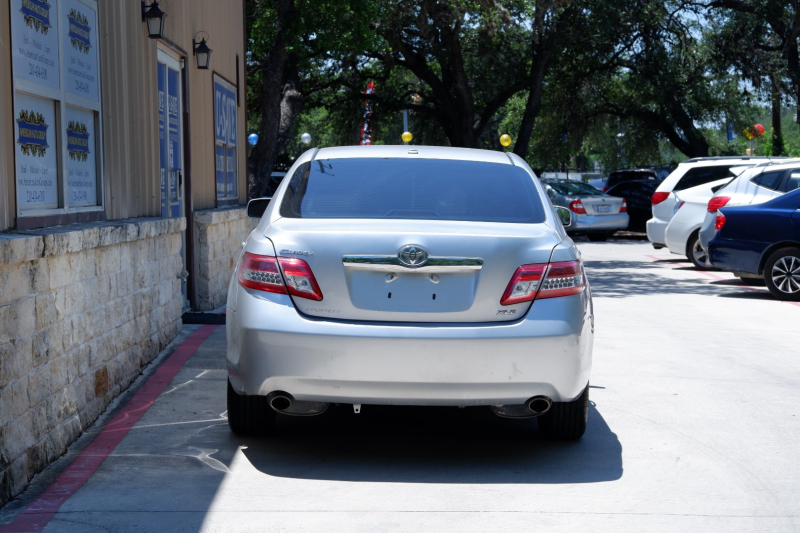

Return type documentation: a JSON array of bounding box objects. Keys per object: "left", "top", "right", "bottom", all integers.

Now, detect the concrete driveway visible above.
[{"left": 1, "top": 238, "right": 799, "bottom": 532}]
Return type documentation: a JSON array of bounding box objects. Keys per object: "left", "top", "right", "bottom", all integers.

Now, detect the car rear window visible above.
[
  {"left": 751, "top": 170, "right": 785, "bottom": 191},
  {"left": 607, "top": 171, "right": 657, "bottom": 188},
  {"left": 279, "top": 158, "right": 547, "bottom": 223},
  {"left": 545, "top": 181, "right": 602, "bottom": 196},
  {"left": 785, "top": 171, "right": 800, "bottom": 192},
  {"left": 674, "top": 166, "right": 736, "bottom": 191}
]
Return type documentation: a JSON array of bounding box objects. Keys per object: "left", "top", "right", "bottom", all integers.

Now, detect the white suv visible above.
[{"left": 646, "top": 157, "right": 780, "bottom": 249}]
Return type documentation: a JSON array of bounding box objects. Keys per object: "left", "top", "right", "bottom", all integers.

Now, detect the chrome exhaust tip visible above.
[
  {"left": 269, "top": 394, "right": 292, "bottom": 411},
  {"left": 527, "top": 396, "right": 552, "bottom": 415}
]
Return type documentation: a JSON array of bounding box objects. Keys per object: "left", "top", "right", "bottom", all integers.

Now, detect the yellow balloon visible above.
[
  {"left": 499, "top": 134, "right": 512, "bottom": 147},
  {"left": 402, "top": 131, "right": 413, "bottom": 143}
]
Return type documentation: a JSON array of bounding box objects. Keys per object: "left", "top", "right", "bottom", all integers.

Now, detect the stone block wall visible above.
[
  {"left": 0, "top": 218, "right": 185, "bottom": 506},
  {"left": 193, "top": 207, "right": 257, "bottom": 311}
]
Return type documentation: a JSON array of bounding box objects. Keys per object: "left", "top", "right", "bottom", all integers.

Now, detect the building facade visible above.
[{"left": 0, "top": 0, "right": 250, "bottom": 505}]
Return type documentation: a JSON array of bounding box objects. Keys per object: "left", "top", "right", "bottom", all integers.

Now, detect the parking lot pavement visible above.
[{"left": 2, "top": 238, "right": 800, "bottom": 533}]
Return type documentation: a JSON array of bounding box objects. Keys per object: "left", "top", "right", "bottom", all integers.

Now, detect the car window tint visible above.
[
  {"left": 783, "top": 170, "right": 800, "bottom": 192},
  {"left": 607, "top": 171, "right": 657, "bottom": 188},
  {"left": 751, "top": 170, "right": 785, "bottom": 191},
  {"left": 280, "top": 158, "right": 547, "bottom": 223},
  {"left": 674, "top": 166, "right": 733, "bottom": 191},
  {"left": 545, "top": 181, "right": 602, "bottom": 196}
]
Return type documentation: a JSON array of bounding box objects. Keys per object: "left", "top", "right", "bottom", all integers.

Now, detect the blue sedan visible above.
[{"left": 707, "top": 187, "right": 800, "bottom": 301}]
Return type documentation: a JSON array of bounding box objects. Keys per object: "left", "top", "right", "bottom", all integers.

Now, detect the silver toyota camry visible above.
[{"left": 226, "top": 146, "right": 594, "bottom": 440}]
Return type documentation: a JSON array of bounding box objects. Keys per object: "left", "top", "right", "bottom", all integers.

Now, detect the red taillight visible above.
[
  {"left": 278, "top": 257, "right": 324, "bottom": 301},
  {"left": 602, "top": 187, "right": 608, "bottom": 193},
  {"left": 620, "top": 199, "right": 627, "bottom": 213},
  {"left": 715, "top": 213, "right": 726, "bottom": 230},
  {"left": 501, "top": 260, "right": 585, "bottom": 306},
  {"left": 651, "top": 191, "right": 669, "bottom": 205},
  {"left": 238, "top": 253, "right": 287, "bottom": 294},
  {"left": 707, "top": 196, "right": 731, "bottom": 213},
  {"left": 237, "top": 253, "right": 323, "bottom": 301},
  {"left": 569, "top": 200, "right": 586, "bottom": 214}
]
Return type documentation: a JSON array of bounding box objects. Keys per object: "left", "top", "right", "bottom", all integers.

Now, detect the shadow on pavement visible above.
[
  {"left": 716, "top": 291, "right": 775, "bottom": 301},
  {"left": 240, "top": 402, "right": 622, "bottom": 485},
  {"left": 584, "top": 260, "right": 731, "bottom": 298}
]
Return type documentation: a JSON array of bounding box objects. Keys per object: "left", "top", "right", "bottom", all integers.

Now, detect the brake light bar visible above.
[
  {"left": 238, "top": 253, "right": 323, "bottom": 301},
  {"left": 651, "top": 191, "right": 669, "bottom": 205},
  {"left": 707, "top": 196, "right": 731, "bottom": 213},
  {"left": 501, "top": 260, "right": 585, "bottom": 306},
  {"left": 569, "top": 200, "right": 586, "bottom": 214}
]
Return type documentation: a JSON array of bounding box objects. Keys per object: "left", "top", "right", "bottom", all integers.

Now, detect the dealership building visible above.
[{"left": 0, "top": 0, "right": 251, "bottom": 504}]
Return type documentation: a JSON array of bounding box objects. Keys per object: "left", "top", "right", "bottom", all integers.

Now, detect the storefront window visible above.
[
  {"left": 11, "top": 0, "right": 102, "bottom": 216},
  {"left": 214, "top": 75, "right": 237, "bottom": 202}
]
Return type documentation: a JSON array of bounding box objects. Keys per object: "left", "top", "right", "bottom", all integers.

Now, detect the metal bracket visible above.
[{"left": 353, "top": 404, "right": 361, "bottom": 414}]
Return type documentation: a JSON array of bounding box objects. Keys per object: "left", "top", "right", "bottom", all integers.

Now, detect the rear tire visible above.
[
  {"left": 764, "top": 247, "right": 800, "bottom": 301},
  {"left": 587, "top": 232, "right": 611, "bottom": 242},
  {"left": 227, "top": 379, "right": 276, "bottom": 436},
  {"left": 537, "top": 385, "right": 589, "bottom": 440},
  {"left": 686, "top": 231, "right": 711, "bottom": 270}
]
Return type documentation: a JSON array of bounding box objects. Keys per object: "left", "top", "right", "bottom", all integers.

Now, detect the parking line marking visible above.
[
  {"left": 645, "top": 254, "right": 800, "bottom": 307},
  {"left": 0, "top": 325, "right": 219, "bottom": 533}
]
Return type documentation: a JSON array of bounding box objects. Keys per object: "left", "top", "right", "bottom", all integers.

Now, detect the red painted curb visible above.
[{"left": 0, "top": 325, "right": 220, "bottom": 533}]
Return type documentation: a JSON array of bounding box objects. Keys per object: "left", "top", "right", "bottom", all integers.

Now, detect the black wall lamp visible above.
[
  {"left": 193, "top": 32, "right": 212, "bottom": 70},
  {"left": 141, "top": 1, "right": 166, "bottom": 39}
]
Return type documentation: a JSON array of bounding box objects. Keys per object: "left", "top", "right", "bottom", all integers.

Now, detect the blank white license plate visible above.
[{"left": 595, "top": 204, "right": 611, "bottom": 213}]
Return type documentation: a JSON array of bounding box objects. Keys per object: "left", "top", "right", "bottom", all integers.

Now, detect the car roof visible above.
[
  {"left": 680, "top": 156, "right": 792, "bottom": 166},
  {"left": 313, "top": 145, "right": 514, "bottom": 165}
]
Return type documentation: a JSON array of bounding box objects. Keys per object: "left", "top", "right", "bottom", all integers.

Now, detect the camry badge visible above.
[{"left": 397, "top": 244, "right": 429, "bottom": 268}]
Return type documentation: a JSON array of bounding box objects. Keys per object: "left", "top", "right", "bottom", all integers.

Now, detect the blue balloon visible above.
[{"left": 247, "top": 133, "right": 259, "bottom": 146}]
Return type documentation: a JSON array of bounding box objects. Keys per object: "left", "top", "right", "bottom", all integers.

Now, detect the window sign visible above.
[
  {"left": 167, "top": 67, "right": 181, "bottom": 217},
  {"left": 65, "top": 106, "right": 96, "bottom": 206},
  {"left": 11, "top": 0, "right": 61, "bottom": 91},
  {"left": 215, "top": 144, "right": 225, "bottom": 196},
  {"left": 15, "top": 93, "right": 58, "bottom": 209},
  {"left": 62, "top": 0, "right": 99, "bottom": 101},
  {"left": 158, "top": 62, "right": 167, "bottom": 217},
  {"left": 214, "top": 75, "right": 238, "bottom": 201},
  {"left": 10, "top": 0, "right": 103, "bottom": 218}
]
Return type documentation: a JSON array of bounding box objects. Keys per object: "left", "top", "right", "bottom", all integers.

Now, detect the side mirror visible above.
[
  {"left": 555, "top": 206, "right": 572, "bottom": 227},
  {"left": 247, "top": 197, "right": 272, "bottom": 219}
]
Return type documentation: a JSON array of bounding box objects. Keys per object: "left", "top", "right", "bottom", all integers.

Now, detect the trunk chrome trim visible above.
[{"left": 343, "top": 255, "right": 483, "bottom": 273}]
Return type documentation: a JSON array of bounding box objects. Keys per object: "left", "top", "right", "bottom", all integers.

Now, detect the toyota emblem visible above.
[{"left": 397, "top": 245, "right": 429, "bottom": 268}]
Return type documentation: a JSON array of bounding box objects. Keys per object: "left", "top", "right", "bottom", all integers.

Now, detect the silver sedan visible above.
[
  {"left": 226, "top": 146, "right": 594, "bottom": 440},
  {"left": 542, "top": 179, "right": 629, "bottom": 241}
]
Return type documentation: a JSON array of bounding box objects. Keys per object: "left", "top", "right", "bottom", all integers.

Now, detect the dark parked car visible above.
[
  {"left": 603, "top": 168, "right": 662, "bottom": 192},
  {"left": 605, "top": 180, "right": 659, "bottom": 232},
  {"left": 707, "top": 187, "right": 800, "bottom": 300}
]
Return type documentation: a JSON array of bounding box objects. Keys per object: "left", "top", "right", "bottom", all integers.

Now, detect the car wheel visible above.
[
  {"left": 227, "top": 379, "right": 276, "bottom": 436},
  {"left": 537, "top": 385, "right": 589, "bottom": 440},
  {"left": 587, "top": 232, "right": 611, "bottom": 242},
  {"left": 686, "top": 232, "right": 711, "bottom": 270},
  {"left": 764, "top": 247, "right": 800, "bottom": 302}
]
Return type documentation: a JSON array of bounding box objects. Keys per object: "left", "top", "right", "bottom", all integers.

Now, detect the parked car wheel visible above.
[
  {"left": 537, "top": 385, "right": 589, "bottom": 440},
  {"left": 686, "top": 231, "right": 711, "bottom": 270},
  {"left": 587, "top": 232, "right": 612, "bottom": 242},
  {"left": 227, "top": 380, "right": 276, "bottom": 436},
  {"left": 764, "top": 247, "right": 800, "bottom": 301}
]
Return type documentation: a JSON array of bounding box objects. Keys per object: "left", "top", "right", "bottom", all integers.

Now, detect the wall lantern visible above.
[
  {"left": 193, "top": 32, "right": 212, "bottom": 70},
  {"left": 141, "top": 1, "right": 167, "bottom": 39}
]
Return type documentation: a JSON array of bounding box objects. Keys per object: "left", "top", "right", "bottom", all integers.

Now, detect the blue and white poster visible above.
[
  {"left": 226, "top": 146, "right": 236, "bottom": 196},
  {"left": 167, "top": 67, "right": 181, "bottom": 217},
  {"left": 62, "top": 0, "right": 99, "bottom": 101},
  {"left": 65, "top": 106, "right": 96, "bottom": 206},
  {"left": 215, "top": 144, "right": 225, "bottom": 196},
  {"left": 158, "top": 62, "right": 167, "bottom": 217},
  {"left": 11, "top": 0, "right": 61, "bottom": 90},
  {"left": 14, "top": 92, "right": 58, "bottom": 209}
]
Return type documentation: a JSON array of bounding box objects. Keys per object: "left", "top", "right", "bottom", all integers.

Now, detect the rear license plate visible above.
[{"left": 595, "top": 204, "right": 611, "bottom": 213}]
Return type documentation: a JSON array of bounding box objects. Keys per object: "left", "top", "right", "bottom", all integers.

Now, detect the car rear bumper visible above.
[
  {"left": 567, "top": 212, "right": 629, "bottom": 232},
  {"left": 707, "top": 239, "right": 767, "bottom": 275},
  {"left": 226, "top": 287, "right": 593, "bottom": 405},
  {"left": 646, "top": 217, "right": 667, "bottom": 245}
]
